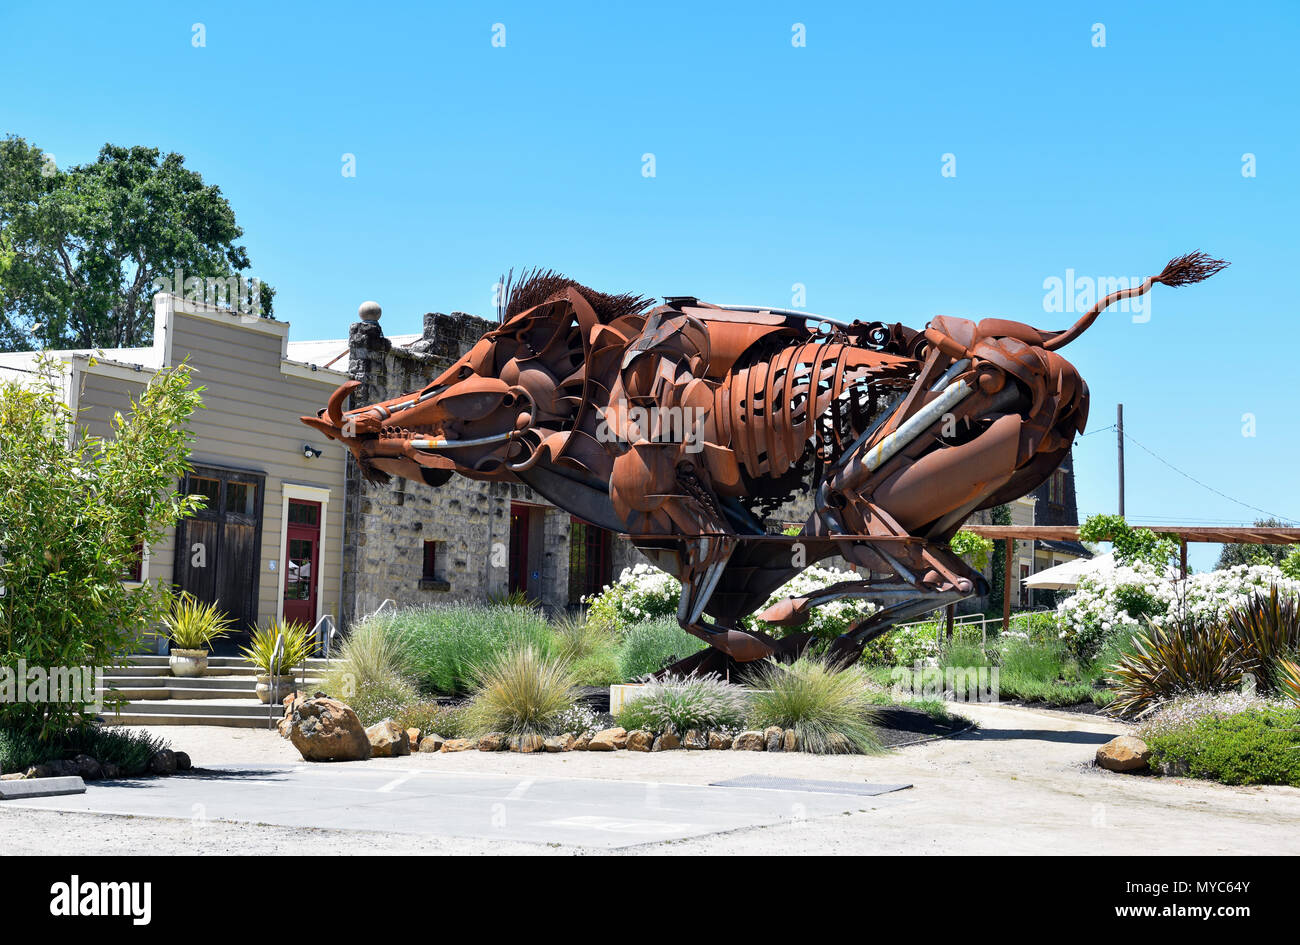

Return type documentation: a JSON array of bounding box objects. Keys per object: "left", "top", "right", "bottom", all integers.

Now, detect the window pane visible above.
[
  {"left": 288, "top": 501, "right": 319, "bottom": 526},
  {"left": 286, "top": 537, "right": 313, "bottom": 600},
  {"left": 186, "top": 476, "right": 220, "bottom": 508},
  {"left": 226, "top": 481, "right": 256, "bottom": 516}
]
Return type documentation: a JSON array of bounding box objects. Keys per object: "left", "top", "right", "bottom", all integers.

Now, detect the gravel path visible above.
[{"left": 2, "top": 702, "right": 1296, "bottom": 855}]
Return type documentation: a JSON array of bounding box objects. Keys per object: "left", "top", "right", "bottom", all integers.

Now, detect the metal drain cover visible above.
[{"left": 708, "top": 775, "right": 911, "bottom": 796}]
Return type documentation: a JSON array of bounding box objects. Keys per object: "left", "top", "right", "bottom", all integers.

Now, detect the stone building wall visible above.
[{"left": 341, "top": 309, "right": 574, "bottom": 626}]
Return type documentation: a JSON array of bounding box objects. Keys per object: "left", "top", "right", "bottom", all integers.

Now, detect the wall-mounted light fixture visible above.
[{"left": 303, "top": 444, "right": 322, "bottom": 459}]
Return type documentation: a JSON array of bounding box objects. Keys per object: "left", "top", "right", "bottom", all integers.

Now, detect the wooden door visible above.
[
  {"left": 283, "top": 500, "right": 321, "bottom": 627},
  {"left": 174, "top": 466, "right": 265, "bottom": 648}
]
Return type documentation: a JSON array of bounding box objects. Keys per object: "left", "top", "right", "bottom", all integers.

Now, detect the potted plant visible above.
[
  {"left": 158, "top": 593, "right": 234, "bottom": 677},
  {"left": 241, "top": 620, "right": 317, "bottom": 703}
]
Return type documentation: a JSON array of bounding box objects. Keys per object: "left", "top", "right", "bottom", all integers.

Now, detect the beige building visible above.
[{"left": 0, "top": 293, "right": 350, "bottom": 650}]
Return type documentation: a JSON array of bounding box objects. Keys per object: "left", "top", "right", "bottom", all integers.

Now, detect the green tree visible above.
[
  {"left": 1079, "top": 514, "right": 1177, "bottom": 568},
  {"left": 1215, "top": 518, "right": 1291, "bottom": 570},
  {"left": 0, "top": 358, "right": 204, "bottom": 738},
  {"left": 0, "top": 136, "right": 273, "bottom": 351}
]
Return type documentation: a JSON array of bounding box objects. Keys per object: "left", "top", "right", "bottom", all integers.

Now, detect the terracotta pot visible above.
[
  {"left": 255, "top": 674, "right": 296, "bottom": 704},
  {"left": 169, "top": 649, "right": 208, "bottom": 678}
]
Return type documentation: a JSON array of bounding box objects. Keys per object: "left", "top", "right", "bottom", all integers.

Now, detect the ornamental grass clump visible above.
[
  {"left": 746, "top": 658, "right": 882, "bottom": 754},
  {"left": 462, "top": 645, "right": 580, "bottom": 737},
  {"left": 616, "top": 673, "right": 748, "bottom": 734},
  {"left": 318, "top": 617, "right": 419, "bottom": 725},
  {"left": 397, "top": 604, "right": 554, "bottom": 696},
  {"left": 550, "top": 615, "right": 622, "bottom": 686},
  {"left": 617, "top": 617, "right": 708, "bottom": 679}
]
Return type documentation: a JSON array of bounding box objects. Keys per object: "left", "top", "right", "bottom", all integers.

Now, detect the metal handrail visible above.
[{"left": 267, "top": 632, "right": 285, "bottom": 731}]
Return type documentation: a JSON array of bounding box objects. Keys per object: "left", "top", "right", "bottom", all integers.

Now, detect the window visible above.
[
  {"left": 419, "top": 539, "right": 448, "bottom": 590},
  {"left": 225, "top": 481, "right": 257, "bottom": 516},
  {"left": 288, "top": 501, "right": 319, "bottom": 526},
  {"left": 121, "top": 542, "right": 144, "bottom": 582},
  {"left": 568, "top": 518, "right": 613, "bottom": 606},
  {"left": 185, "top": 476, "right": 220, "bottom": 509},
  {"left": 1048, "top": 469, "right": 1066, "bottom": 507},
  {"left": 422, "top": 540, "right": 438, "bottom": 581}
]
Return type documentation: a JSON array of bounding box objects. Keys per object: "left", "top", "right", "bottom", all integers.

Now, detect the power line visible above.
[{"left": 1117, "top": 429, "right": 1298, "bottom": 525}]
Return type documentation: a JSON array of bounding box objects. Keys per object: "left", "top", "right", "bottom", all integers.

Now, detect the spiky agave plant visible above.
[
  {"left": 1225, "top": 585, "right": 1300, "bottom": 693},
  {"left": 1107, "top": 616, "right": 1245, "bottom": 719},
  {"left": 158, "top": 592, "right": 234, "bottom": 651},
  {"left": 240, "top": 620, "right": 318, "bottom": 675},
  {"left": 463, "top": 645, "right": 580, "bottom": 737},
  {"left": 1277, "top": 660, "right": 1300, "bottom": 708},
  {"left": 746, "top": 657, "right": 882, "bottom": 754}
]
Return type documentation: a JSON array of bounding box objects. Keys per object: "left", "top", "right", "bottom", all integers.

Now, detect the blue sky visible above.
[{"left": 3, "top": 1, "right": 1297, "bottom": 569}]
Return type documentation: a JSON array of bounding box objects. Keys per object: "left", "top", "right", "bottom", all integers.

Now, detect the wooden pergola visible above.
[{"left": 963, "top": 525, "right": 1300, "bottom": 630}]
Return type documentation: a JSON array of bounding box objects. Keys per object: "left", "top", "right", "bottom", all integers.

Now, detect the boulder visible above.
[
  {"left": 288, "top": 697, "right": 372, "bottom": 762},
  {"left": 1096, "top": 736, "right": 1151, "bottom": 773},
  {"left": 418, "top": 733, "right": 446, "bottom": 753},
  {"left": 782, "top": 729, "right": 798, "bottom": 752},
  {"left": 514, "top": 734, "right": 546, "bottom": 753},
  {"left": 683, "top": 729, "right": 708, "bottom": 750},
  {"left": 100, "top": 762, "right": 121, "bottom": 780},
  {"left": 366, "top": 719, "right": 411, "bottom": 757},
  {"left": 478, "top": 733, "right": 507, "bottom": 752},
  {"left": 572, "top": 732, "right": 592, "bottom": 751},
  {"left": 440, "top": 738, "right": 477, "bottom": 752},
  {"left": 625, "top": 730, "right": 654, "bottom": 752},
  {"left": 279, "top": 691, "right": 307, "bottom": 738},
  {"left": 149, "top": 750, "right": 178, "bottom": 776},
  {"left": 708, "top": 731, "right": 733, "bottom": 751},
  {"left": 544, "top": 733, "right": 575, "bottom": 753},
  {"left": 174, "top": 751, "right": 192, "bottom": 772},
  {"left": 406, "top": 728, "right": 421, "bottom": 750},
  {"left": 72, "top": 754, "right": 102, "bottom": 780},
  {"left": 23, "top": 763, "right": 54, "bottom": 779},
  {"left": 732, "top": 731, "right": 766, "bottom": 751},
  {"left": 587, "top": 727, "right": 626, "bottom": 751},
  {"left": 652, "top": 732, "right": 681, "bottom": 751},
  {"left": 764, "top": 726, "right": 784, "bottom": 752}
]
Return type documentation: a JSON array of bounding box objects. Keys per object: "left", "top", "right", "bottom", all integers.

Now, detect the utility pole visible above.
[{"left": 1117, "top": 403, "right": 1125, "bottom": 518}]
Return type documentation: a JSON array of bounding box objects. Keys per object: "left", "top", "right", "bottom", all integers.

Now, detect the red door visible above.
[{"left": 284, "top": 500, "right": 321, "bottom": 627}]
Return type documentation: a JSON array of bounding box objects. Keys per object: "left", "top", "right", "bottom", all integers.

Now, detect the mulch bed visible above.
[{"left": 870, "top": 705, "right": 973, "bottom": 748}]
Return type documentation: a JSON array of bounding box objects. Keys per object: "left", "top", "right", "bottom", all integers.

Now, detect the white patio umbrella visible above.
[{"left": 1023, "top": 551, "right": 1116, "bottom": 590}]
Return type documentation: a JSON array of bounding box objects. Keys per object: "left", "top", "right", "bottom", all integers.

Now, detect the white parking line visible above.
[
  {"left": 376, "top": 774, "right": 417, "bottom": 793},
  {"left": 505, "top": 778, "right": 535, "bottom": 800}
]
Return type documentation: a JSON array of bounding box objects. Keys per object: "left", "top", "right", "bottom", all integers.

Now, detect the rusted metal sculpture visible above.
[{"left": 304, "top": 254, "right": 1226, "bottom": 674}]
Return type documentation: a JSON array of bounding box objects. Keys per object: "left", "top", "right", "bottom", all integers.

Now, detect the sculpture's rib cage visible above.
[{"left": 722, "top": 341, "right": 916, "bottom": 480}]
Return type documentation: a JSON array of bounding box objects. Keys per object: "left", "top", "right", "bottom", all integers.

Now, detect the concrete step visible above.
[
  {"left": 105, "top": 712, "right": 281, "bottom": 729},
  {"left": 115, "top": 655, "right": 336, "bottom": 679},
  {"left": 103, "top": 698, "right": 284, "bottom": 719}
]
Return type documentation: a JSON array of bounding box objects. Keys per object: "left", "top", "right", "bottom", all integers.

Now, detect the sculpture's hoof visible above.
[
  {"left": 714, "top": 630, "right": 777, "bottom": 662},
  {"left": 756, "top": 597, "right": 810, "bottom": 628}
]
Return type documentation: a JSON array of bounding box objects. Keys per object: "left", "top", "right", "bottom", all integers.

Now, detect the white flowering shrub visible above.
[
  {"left": 1056, "top": 562, "right": 1300, "bottom": 663},
  {"left": 584, "top": 563, "right": 876, "bottom": 643}
]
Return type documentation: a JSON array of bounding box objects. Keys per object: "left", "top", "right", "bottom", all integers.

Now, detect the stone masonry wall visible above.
[{"left": 342, "top": 311, "right": 571, "bottom": 626}]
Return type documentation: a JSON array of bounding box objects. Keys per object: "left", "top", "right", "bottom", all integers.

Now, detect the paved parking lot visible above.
[{"left": 8, "top": 763, "right": 910, "bottom": 849}]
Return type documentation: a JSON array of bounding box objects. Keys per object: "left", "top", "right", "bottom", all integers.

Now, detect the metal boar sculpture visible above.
[{"left": 303, "top": 255, "right": 1226, "bottom": 676}]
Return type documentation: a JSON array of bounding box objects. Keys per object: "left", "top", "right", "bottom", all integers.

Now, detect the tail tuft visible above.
[{"left": 1153, "top": 251, "right": 1229, "bottom": 288}]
